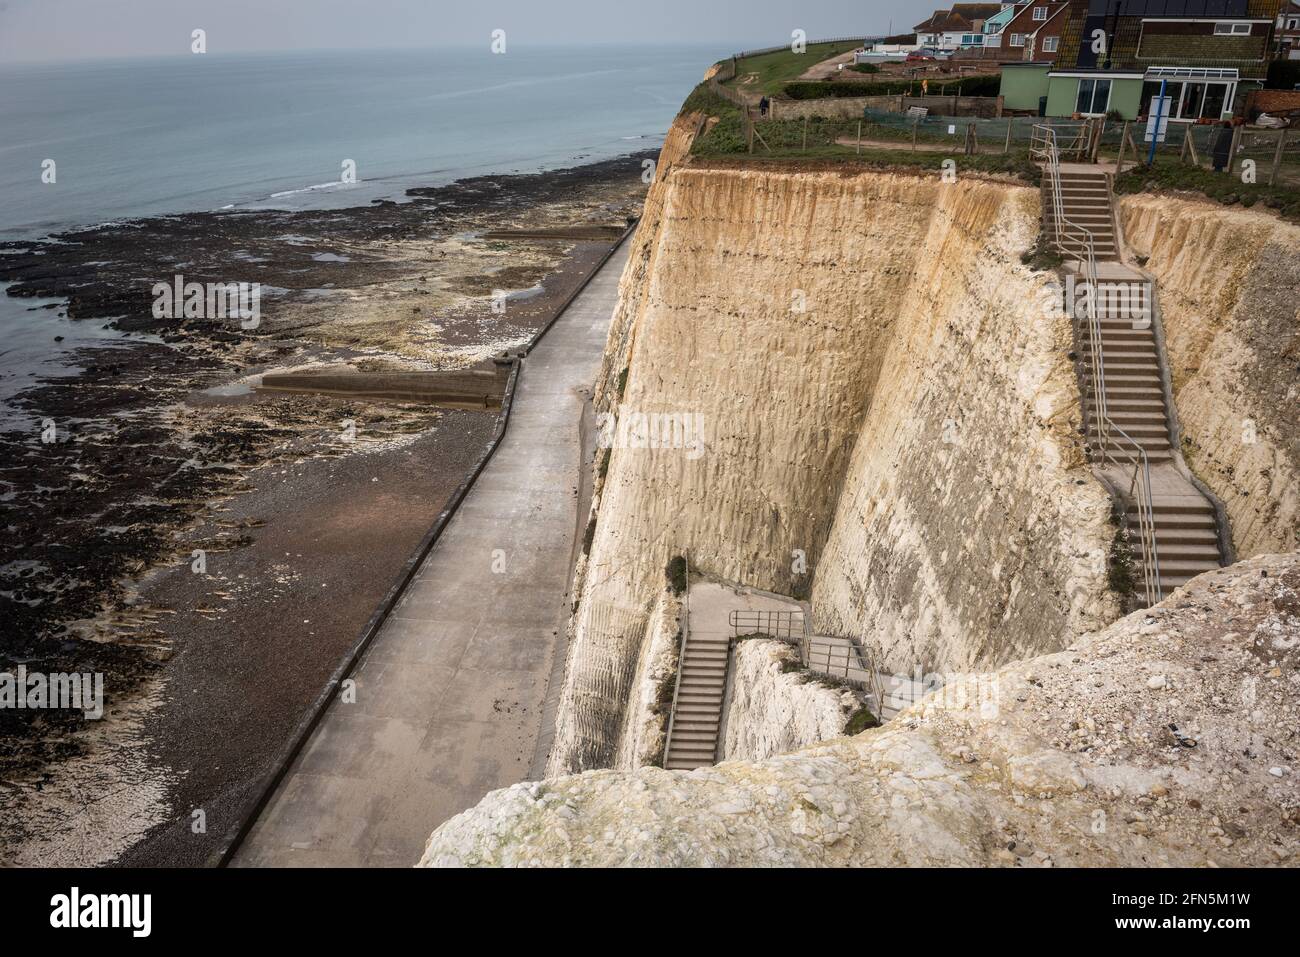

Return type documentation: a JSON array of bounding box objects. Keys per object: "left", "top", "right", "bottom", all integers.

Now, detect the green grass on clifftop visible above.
[
  {"left": 726, "top": 41, "right": 864, "bottom": 95},
  {"left": 1114, "top": 158, "right": 1300, "bottom": 225},
  {"left": 681, "top": 85, "right": 1039, "bottom": 182}
]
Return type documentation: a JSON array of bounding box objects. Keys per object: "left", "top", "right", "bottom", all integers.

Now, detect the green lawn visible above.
[
  {"left": 725, "top": 41, "right": 865, "bottom": 95},
  {"left": 682, "top": 80, "right": 1040, "bottom": 182}
]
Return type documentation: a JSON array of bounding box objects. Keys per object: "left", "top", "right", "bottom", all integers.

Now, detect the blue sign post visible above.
[{"left": 1146, "top": 78, "right": 1168, "bottom": 167}]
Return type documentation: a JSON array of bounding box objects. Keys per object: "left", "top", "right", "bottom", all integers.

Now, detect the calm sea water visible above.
[{"left": 0, "top": 44, "right": 718, "bottom": 239}]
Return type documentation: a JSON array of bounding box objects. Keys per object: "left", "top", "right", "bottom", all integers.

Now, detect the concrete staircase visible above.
[
  {"left": 1050, "top": 158, "right": 1227, "bottom": 603},
  {"left": 664, "top": 633, "right": 729, "bottom": 770},
  {"left": 1051, "top": 164, "right": 1119, "bottom": 262},
  {"left": 1078, "top": 276, "right": 1174, "bottom": 466},
  {"left": 1130, "top": 495, "right": 1224, "bottom": 596}
]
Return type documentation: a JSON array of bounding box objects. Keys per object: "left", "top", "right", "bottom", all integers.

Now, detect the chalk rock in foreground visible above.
[{"left": 421, "top": 556, "right": 1300, "bottom": 867}]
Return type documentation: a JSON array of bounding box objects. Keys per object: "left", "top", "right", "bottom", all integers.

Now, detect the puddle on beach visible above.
[
  {"left": 505, "top": 283, "right": 545, "bottom": 302},
  {"left": 200, "top": 381, "right": 257, "bottom": 398},
  {"left": 0, "top": 282, "right": 157, "bottom": 426}
]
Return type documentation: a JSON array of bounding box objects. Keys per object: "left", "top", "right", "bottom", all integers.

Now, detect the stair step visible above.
[
  {"left": 1106, "top": 406, "right": 1167, "bottom": 417},
  {"left": 1100, "top": 450, "right": 1174, "bottom": 462},
  {"left": 675, "top": 698, "right": 723, "bottom": 708},
  {"left": 668, "top": 742, "right": 718, "bottom": 756},
  {"left": 1087, "top": 332, "right": 1155, "bottom": 342},
  {"left": 1152, "top": 544, "right": 1222, "bottom": 560},
  {"left": 1152, "top": 529, "right": 1220, "bottom": 544},
  {"left": 1100, "top": 439, "right": 1172, "bottom": 452},
  {"left": 673, "top": 719, "right": 720, "bottom": 733},
  {"left": 1155, "top": 559, "right": 1225, "bottom": 574},
  {"left": 1090, "top": 397, "right": 1164, "bottom": 409},
  {"left": 671, "top": 730, "right": 720, "bottom": 744},
  {"left": 1055, "top": 218, "right": 1112, "bottom": 228},
  {"left": 1080, "top": 341, "right": 1156, "bottom": 352},
  {"left": 1096, "top": 353, "right": 1159, "bottom": 364},
  {"left": 681, "top": 662, "right": 727, "bottom": 673},
  {"left": 1099, "top": 425, "right": 1168, "bottom": 438},
  {"left": 1088, "top": 373, "right": 1163, "bottom": 383},
  {"left": 1092, "top": 387, "right": 1164, "bottom": 398},
  {"left": 670, "top": 707, "right": 722, "bottom": 722},
  {"left": 1140, "top": 499, "right": 1215, "bottom": 514},
  {"left": 1149, "top": 514, "right": 1217, "bottom": 530}
]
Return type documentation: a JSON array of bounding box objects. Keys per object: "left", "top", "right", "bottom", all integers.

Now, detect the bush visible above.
[
  {"left": 845, "top": 706, "right": 881, "bottom": 735},
  {"left": 784, "top": 74, "right": 1001, "bottom": 100},
  {"left": 681, "top": 81, "right": 730, "bottom": 116},
  {"left": 849, "top": 63, "right": 880, "bottom": 74},
  {"left": 665, "top": 556, "right": 688, "bottom": 596},
  {"left": 1107, "top": 509, "right": 1137, "bottom": 601}
]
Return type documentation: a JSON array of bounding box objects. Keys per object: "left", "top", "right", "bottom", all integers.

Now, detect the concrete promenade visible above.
[{"left": 232, "top": 241, "right": 630, "bottom": 867}]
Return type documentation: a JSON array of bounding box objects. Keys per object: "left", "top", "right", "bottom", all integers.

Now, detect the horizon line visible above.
[{"left": 0, "top": 38, "right": 798, "bottom": 68}]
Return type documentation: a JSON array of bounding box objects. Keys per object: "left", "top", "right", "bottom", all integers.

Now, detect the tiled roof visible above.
[
  {"left": 951, "top": 3, "right": 1007, "bottom": 21},
  {"left": 914, "top": 10, "right": 976, "bottom": 32}
]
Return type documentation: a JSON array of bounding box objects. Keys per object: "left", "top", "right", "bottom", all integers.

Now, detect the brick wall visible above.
[{"left": 1245, "top": 89, "right": 1300, "bottom": 114}]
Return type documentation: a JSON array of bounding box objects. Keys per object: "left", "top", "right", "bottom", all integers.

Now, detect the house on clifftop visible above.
[
  {"left": 914, "top": 4, "right": 1008, "bottom": 51},
  {"left": 1002, "top": 0, "right": 1287, "bottom": 120},
  {"left": 1278, "top": 0, "right": 1300, "bottom": 58}
]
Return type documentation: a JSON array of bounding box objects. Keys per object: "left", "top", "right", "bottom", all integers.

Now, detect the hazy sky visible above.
[{"left": 0, "top": 0, "right": 942, "bottom": 63}]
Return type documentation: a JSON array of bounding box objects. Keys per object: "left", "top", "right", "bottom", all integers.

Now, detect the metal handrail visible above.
[
  {"left": 1032, "top": 124, "right": 1163, "bottom": 607},
  {"left": 661, "top": 550, "right": 691, "bottom": 767},
  {"left": 728, "top": 609, "right": 887, "bottom": 719},
  {"left": 728, "top": 609, "right": 807, "bottom": 649}
]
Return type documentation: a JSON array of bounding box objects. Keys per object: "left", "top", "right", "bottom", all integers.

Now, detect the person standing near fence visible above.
[
  {"left": 1212, "top": 121, "right": 1233, "bottom": 173},
  {"left": 759, "top": 96, "right": 769, "bottom": 118}
]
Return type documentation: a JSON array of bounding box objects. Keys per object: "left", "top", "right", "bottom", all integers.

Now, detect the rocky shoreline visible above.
[{"left": 0, "top": 151, "right": 653, "bottom": 864}]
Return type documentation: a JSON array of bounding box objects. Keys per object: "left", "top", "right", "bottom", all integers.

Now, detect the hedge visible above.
[{"left": 783, "top": 74, "right": 1001, "bottom": 100}]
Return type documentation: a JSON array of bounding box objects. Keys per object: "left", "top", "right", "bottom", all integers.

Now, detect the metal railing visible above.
[
  {"left": 728, "top": 609, "right": 887, "bottom": 716},
  {"left": 1032, "top": 124, "right": 1163, "bottom": 607},
  {"left": 661, "top": 550, "right": 691, "bottom": 767},
  {"left": 728, "top": 608, "right": 806, "bottom": 643}
]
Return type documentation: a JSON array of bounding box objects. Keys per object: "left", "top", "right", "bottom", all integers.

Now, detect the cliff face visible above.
[
  {"left": 810, "top": 176, "right": 1117, "bottom": 672},
  {"left": 721, "top": 639, "right": 861, "bottom": 762},
  {"left": 1119, "top": 196, "right": 1300, "bottom": 558},
  {"left": 423, "top": 555, "right": 1300, "bottom": 868},
  {"left": 548, "top": 160, "right": 1118, "bottom": 775}
]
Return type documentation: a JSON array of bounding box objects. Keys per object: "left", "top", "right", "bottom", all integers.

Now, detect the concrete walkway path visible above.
[{"left": 231, "top": 241, "right": 631, "bottom": 867}]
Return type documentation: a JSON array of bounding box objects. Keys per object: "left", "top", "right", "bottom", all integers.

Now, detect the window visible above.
[
  {"left": 1043, "top": 36, "right": 1059, "bottom": 53},
  {"left": 1213, "top": 22, "right": 1251, "bottom": 35},
  {"left": 1033, "top": 6, "right": 1048, "bottom": 20},
  {"left": 1076, "top": 78, "right": 1112, "bottom": 115},
  {"left": 1010, "top": 33, "right": 1024, "bottom": 46}
]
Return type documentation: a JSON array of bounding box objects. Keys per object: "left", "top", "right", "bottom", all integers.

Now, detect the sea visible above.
[{"left": 0, "top": 44, "right": 719, "bottom": 240}]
